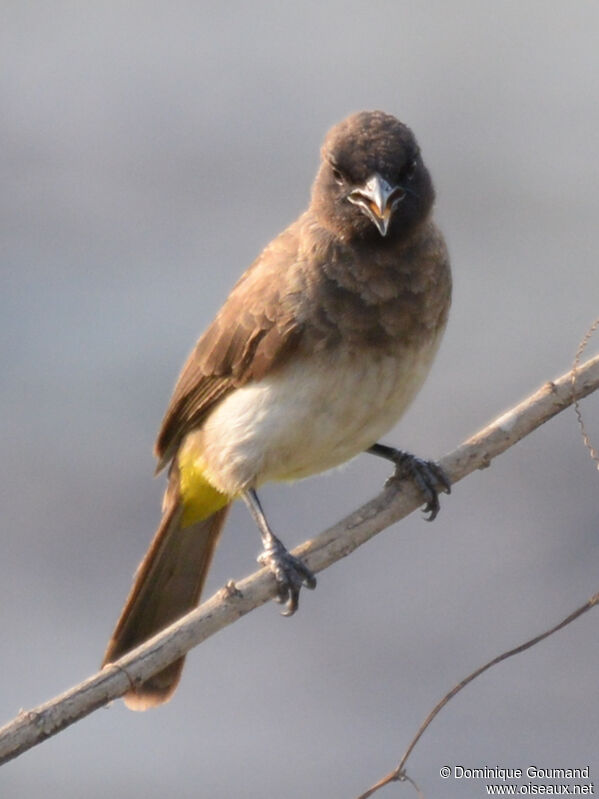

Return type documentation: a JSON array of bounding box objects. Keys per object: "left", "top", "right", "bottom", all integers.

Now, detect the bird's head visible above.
[{"left": 311, "top": 111, "right": 435, "bottom": 243}]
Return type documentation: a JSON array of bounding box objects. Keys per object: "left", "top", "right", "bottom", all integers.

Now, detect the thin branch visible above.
[
  {"left": 1, "top": 354, "right": 598, "bottom": 766},
  {"left": 356, "top": 591, "right": 599, "bottom": 799},
  {"left": 572, "top": 316, "right": 599, "bottom": 466}
]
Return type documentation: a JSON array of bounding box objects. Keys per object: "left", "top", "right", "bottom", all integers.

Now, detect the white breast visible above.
[{"left": 187, "top": 335, "right": 442, "bottom": 496}]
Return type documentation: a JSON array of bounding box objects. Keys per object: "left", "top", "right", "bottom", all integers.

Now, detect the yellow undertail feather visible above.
[{"left": 178, "top": 448, "right": 230, "bottom": 526}]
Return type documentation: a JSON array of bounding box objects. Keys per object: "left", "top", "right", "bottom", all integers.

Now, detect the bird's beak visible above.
[{"left": 348, "top": 173, "right": 406, "bottom": 237}]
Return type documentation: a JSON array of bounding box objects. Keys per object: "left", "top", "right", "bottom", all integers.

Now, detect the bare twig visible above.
[
  {"left": 572, "top": 316, "right": 599, "bottom": 467},
  {"left": 1, "top": 354, "right": 598, "bottom": 766},
  {"left": 356, "top": 592, "right": 599, "bottom": 799}
]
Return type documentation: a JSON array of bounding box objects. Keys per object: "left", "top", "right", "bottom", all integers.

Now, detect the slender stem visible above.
[{"left": 356, "top": 593, "right": 599, "bottom": 799}]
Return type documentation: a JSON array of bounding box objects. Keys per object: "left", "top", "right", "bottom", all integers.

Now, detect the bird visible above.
[{"left": 102, "top": 110, "right": 452, "bottom": 710}]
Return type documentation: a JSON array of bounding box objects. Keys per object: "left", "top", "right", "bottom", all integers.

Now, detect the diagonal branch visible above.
[
  {"left": 355, "top": 591, "right": 599, "bottom": 799},
  {"left": 1, "top": 354, "right": 598, "bottom": 766}
]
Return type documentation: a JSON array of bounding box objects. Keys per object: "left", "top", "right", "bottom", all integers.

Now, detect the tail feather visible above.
[{"left": 103, "top": 497, "right": 230, "bottom": 710}]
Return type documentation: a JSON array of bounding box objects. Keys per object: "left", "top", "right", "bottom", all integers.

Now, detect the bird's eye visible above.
[
  {"left": 330, "top": 163, "right": 345, "bottom": 185},
  {"left": 404, "top": 158, "right": 418, "bottom": 181}
]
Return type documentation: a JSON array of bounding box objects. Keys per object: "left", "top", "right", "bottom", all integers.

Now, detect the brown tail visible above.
[{"left": 102, "top": 496, "right": 230, "bottom": 711}]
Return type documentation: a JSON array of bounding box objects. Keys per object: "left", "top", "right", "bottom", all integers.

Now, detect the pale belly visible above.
[{"left": 184, "top": 338, "right": 441, "bottom": 496}]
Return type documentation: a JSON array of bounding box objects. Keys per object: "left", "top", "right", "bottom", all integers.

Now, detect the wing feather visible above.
[{"left": 154, "top": 227, "right": 305, "bottom": 469}]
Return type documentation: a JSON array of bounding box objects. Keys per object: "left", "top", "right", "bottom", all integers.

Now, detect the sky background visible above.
[{"left": 2, "top": 3, "right": 598, "bottom": 797}]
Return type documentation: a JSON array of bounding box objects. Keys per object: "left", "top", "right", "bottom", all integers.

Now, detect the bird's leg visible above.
[
  {"left": 242, "top": 489, "right": 316, "bottom": 616},
  {"left": 367, "top": 443, "right": 451, "bottom": 521}
]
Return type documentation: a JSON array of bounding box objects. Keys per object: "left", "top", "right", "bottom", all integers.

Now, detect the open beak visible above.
[{"left": 347, "top": 173, "right": 406, "bottom": 237}]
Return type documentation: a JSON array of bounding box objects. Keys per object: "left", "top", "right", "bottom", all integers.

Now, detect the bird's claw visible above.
[
  {"left": 258, "top": 539, "right": 316, "bottom": 616},
  {"left": 386, "top": 451, "right": 451, "bottom": 521}
]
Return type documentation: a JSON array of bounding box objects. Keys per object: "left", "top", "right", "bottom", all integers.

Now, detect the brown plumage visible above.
[{"left": 103, "top": 110, "right": 451, "bottom": 709}]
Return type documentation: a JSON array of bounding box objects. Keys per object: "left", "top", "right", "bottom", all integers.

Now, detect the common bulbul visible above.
[{"left": 102, "top": 110, "right": 452, "bottom": 709}]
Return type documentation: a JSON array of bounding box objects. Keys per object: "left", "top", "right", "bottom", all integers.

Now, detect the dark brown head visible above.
[{"left": 311, "top": 111, "right": 435, "bottom": 243}]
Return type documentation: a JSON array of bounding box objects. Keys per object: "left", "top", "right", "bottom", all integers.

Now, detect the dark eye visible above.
[
  {"left": 330, "top": 163, "right": 346, "bottom": 185},
  {"left": 404, "top": 158, "right": 418, "bottom": 181}
]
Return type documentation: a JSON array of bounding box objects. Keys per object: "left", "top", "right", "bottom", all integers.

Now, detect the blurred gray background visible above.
[{"left": 2, "top": 3, "right": 598, "bottom": 797}]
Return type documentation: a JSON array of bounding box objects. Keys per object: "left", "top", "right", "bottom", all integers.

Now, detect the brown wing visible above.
[{"left": 154, "top": 225, "right": 305, "bottom": 470}]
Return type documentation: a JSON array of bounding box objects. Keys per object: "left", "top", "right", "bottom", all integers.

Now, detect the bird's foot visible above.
[
  {"left": 389, "top": 450, "right": 450, "bottom": 521},
  {"left": 368, "top": 444, "right": 450, "bottom": 520},
  {"left": 258, "top": 538, "right": 317, "bottom": 616}
]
